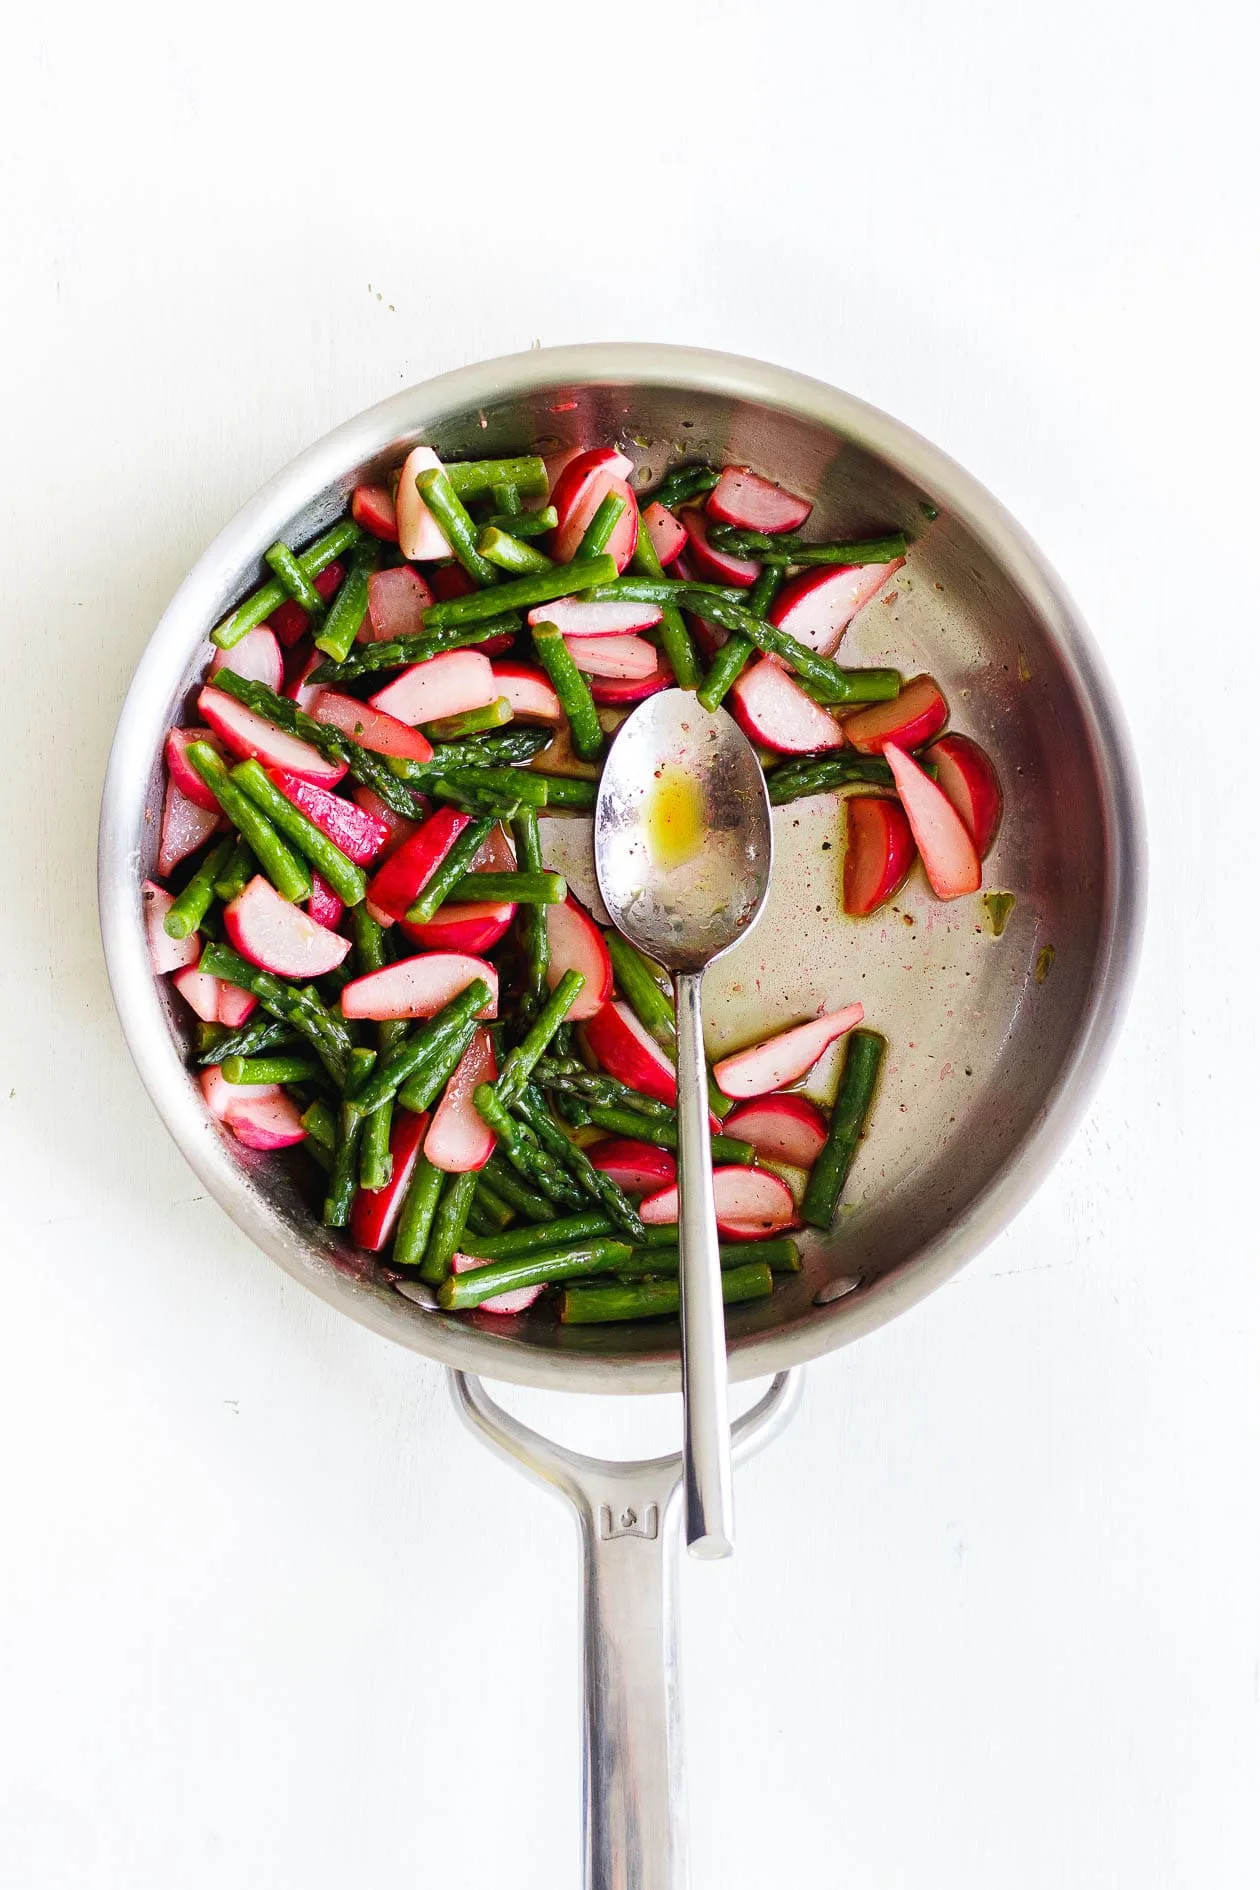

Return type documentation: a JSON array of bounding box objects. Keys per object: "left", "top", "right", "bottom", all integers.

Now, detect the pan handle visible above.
[{"left": 449, "top": 1369, "right": 801, "bottom": 1889}]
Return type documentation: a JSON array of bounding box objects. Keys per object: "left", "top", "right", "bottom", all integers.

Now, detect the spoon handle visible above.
[{"left": 673, "top": 969, "right": 735, "bottom": 1558}]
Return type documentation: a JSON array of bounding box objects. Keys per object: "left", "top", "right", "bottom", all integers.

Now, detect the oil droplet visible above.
[
  {"left": 645, "top": 764, "right": 705, "bottom": 871},
  {"left": 982, "top": 890, "right": 1016, "bottom": 937},
  {"left": 1035, "top": 942, "right": 1056, "bottom": 983}
]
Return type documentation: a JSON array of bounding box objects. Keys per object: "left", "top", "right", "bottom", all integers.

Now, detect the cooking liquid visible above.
[{"left": 645, "top": 764, "right": 706, "bottom": 871}]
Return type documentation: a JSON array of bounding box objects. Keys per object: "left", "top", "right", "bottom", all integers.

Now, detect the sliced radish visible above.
[
  {"left": 143, "top": 880, "right": 201, "bottom": 975},
  {"left": 589, "top": 647, "right": 673, "bottom": 704},
  {"left": 589, "top": 1138, "right": 676, "bottom": 1195},
  {"left": 159, "top": 778, "right": 223, "bottom": 877},
  {"left": 551, "top": 447, "right": 636, "bottom": 565},
  {"left": 200, "top": 1066, "right": 281, "bottom": 1124},
  {"left": 369, "top": 650, "right": 498, "bottom": 726},
  {"left": 395, "top": 445, "right": 452, "bottom": 561},
  {"left": 545, "top": 898, "right": 612, "bottom": 1020},
  {"left": 165, "top": 726, "right": 224, "bottom": 812},
  {"left": 351, "top": 483, "right": 399, "bottom": 542},
  {"left": 449, "top": 1251, "right": 544, "bottom": 1316},
  {"left": 352, "top": 785, "right": 420, "bottom": 860},
  {"left": 425, "top": 1028, "right": 497, "bottom": 1173},
  {"left": 199, "top": 685, "right": 347, "bottom": 785},
  {"left": 269, "top": 562, "right": 344, "bottom": 648},
  {"left": 399, "top": 900, "right": 515, "bottom": 956},
  {"left": 306, "top": 872, "right": 344, "bottom": 930},
  {"left": 723, "top": 1095, "right": 828, "bottom": 1168},
  {"left": 217, "top": 982, "right": 258, "bottom": 1028},
  {"left": 340, "top": 952, "right": 498, "bottom": 1021},
  {"left": 842, "top": 675, "right": 949, "bottom": 756},
  {"left": 365, "top": 808, "right": 470, "bottom": 925},
  {"left": 525, "top": 595, "right": 663, "bottom": 636},
  {"left": 642, "top": 501, "right": 687, "bottom": 566},
  {"left": 172, "top": 964, "right": 221, "bottom": 1023},
  {"left": 544, "top": 444, "right": 589, "bottom": 495},
  {"left": 679, "top": 506, "right": 759, "bottom": 587},
  {"left": 429, "top": 562, "right": 477, "bottom": 602},
  {"left": 729, "top": 658, "right": 844, "bottom": 754},
  {"left": 583, "top": 999, "right": 677, "bottom": 1106},
  {"left": 366, "top": 565, "right": 433, "bottom": 641},
  {"left": 210, "top": 625, "right": 283, "bottom": 693},
  {"left": 883, "top": 743, "right": 982, "bottom": 899},
  {"left": 349, "top": 1109, "right": 430, "bottom": 1251},
  {"left": 469, "top": 823, "right": 516, "bottom": 874},
  {"left": 564, "top": 634, "right": 659, "bottom": 681},
  {"left": 490, "top": 662, "right": 562, "bottom": 724},
  {"left": 714, "top": 1005, "right": 865, "bottom": 1099},
  {"left": 707, "top": 466, "right": 811, "bottom": 534},
  {"left": 229, "top": 1090, "right": 308, "bottom": 1151},
  {"left": 283, "top": 643, "right": 325, "bottom": 712},
  {"left": 843, "top": 797, "right": 916, "bottom": 917},
  {"left": 224, "top": 875, "right": 352, "bottom": 978},
  {"left": 267, "top": 769, "right": 390, "bottom": 864},
  {"left": 313, "top": 690, "right": 435, "bottom": 763},
  {"left": 639, "top": 1166, "right": 798, "bottom": 1239},
  {"left": 925, "top": 733, "right": 1003, "bottom": 858},
  {"left": 768, "top": 560, "right": 904, "bottom": 657}
]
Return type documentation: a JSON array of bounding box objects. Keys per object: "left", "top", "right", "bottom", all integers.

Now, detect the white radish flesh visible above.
[
  {"left": 210, "top": 626, "right": 284, "bottom": 692},
  {"left": 729, "top": 658, "right": 845, "bottom": 754},
  {"left": 424, "top": 1028, "right": 497, "bottom": 1172},
  {"left": 159, "top": 779, "right": 222, "bottom": 878},
  {"left": 369, "top": 650, "right": 498, "bottom": 726},
  {"left": 639, "top": 1166, "right": 798, "bottom": 1238},
  {"left": 883, "top": 743, "right": 982, "bottom": 899},
  {"left": 769, "top": 561, "right": 903, "bottom": 656},
  {"left": 544, "top": 898, "right": 612, "bottom": 1019},
  {"left": 707, "top": 466, "right": 811, "bottom": 533},
  {"left": 525, "top": 596, "right": 663, "bottom": 636},
  {"left": 199, "top": 687, "right": 346, "bottom": 784},
  {"left": 395, "top": 446, "right": 452, "bottom": 561},
  {"left": 340, "top": 952, "right": 498, "bottom": 1021},
  {"left": 223, "top": 875, "right": 351, "bottom": 979},
  {"left": 172, "top": 965, "right": 221, "bottom": 1023},
  {"left": 143, "top": 880, "right": 201, "bottom": 975},
  {"left": 714, "top": 1005, "right": 865, "bottom": 1099},
  {"left": 564, "top": 634, "right": 658, "bottom": 680}
]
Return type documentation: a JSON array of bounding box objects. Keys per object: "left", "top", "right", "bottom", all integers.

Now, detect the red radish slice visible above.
[
  {"left": 229, "top": 1090, "right": 307, "bottom": 1150},
  {"left": 365, "top": 808, "right": 470, "bottom": 925},
  {"left": 284, "top": 643, "right": 324, "bottom": 712},
  {"left": 172, "top": 965, "right": 221, "bottom": 1022},
  {"left": 707, "top": 466, "right": 811, "bottom": 534},
  {"left": 544, "top": 444, "right": 591, "bottom": 495},
  {"left": 723, "top": 1094, "right": 829, "bottom": 1168},
  {"left": 925, "top": 733, "right": 1003, "bottom": 858},
  {"left": 166, "top": 726, "right": 224, "bottom": 812},
  {"left": 883, "top": 743, "right": 982, "bottom": 899},
  {"left": 550, "top": 446, "right": 633, "bottom": 520},
  {"left": 306, "top": 873, "right": 344, "bottom": 930},
  {"left": 552, "top": 450, "right": 639, "bottom": 567},
  {"left": 399, "top": 900, "right": 515, "bottom": 956},
  {"left": 199, "top": 686, "right": 347, "bottom": 785},
  {"left": 843, "top": 797, "right": 916, "bottom": 916},
  {"left": 200, "top": 1066, "right": 281, "bottom": 1123},
  {"left": 224, "top": 875, "right": 352, "bottom": 978},
  {"left": 843, "top": 675, "right": 949, "bottom": 756},
  {"left": 269, "top": 563, "right": 344, "bottom": 648},
  {"left": 640, "top": 1166, "right": 798, "bottom": 1239},
  {"left": 769, "top": 561, "right": 904, "bottom": 657},
  {"left": 369, "top": 650, "right": 497, "bottom": 726},
  {"left": 642, "top": 501, "right": 687, "bottom": 566},
  {"left": 526, "top": 596, "right": 663, "bottom": 636},
  {"left": 351, "top": 483, "right": 398, "bottom": 542},
  {"left": 714, "top": 1005, "right": 864, "bottom": 1099},
  {"left": 352, "top": 786, "right": 420, "bottom": 860},
  {"left": 429, "top": 562, "right": 477, "bottom": 603},
  {"left": 679, "top": 506, "right": 759, "bottom": 587},
  {"left": 349, "top": 1109, "right": 431, "bottom": 1251},
  {"left": 589, "top": 647, "right": 673, "bottom": 704},
  {"left": 210, "top": 625, "right": 283, "bottom": 692},
  {"left": 449, "top": 1251, "right": 544, "bottom": 1316},
  {"left": 469, "top": 824, "right": 516, "bottom": 874},
  {"left": 366, "top": 565, "right": 433, "bottom": 641},
  {"left": 589, "top": 1138, "right": 676, "bottom": 1195},
  {"left": 217, "top": 982, "right": 258, "bottom": 1027},
  {"left": 491, "top": 662, "right": 562, "bottom": 724},
  {"left": 564, "top": 634, "right": 659, "bottom": 680},
  {"left": 159, "top": 779, "right": 223, "bottom": 877},
  {"left": 583, "top": 999, "right": 677, "bottom": 1106},
  {"left": 395, "top": 445, "right": 452, "bottom": 561},
  {"left": 545, "top": 898, "right": 613, "bottom": 1020},
  {"left": 313, "top": 690, "right": 434, "bottom": 763},
  {"left": 729, "top": 658, "right": 845, "bottom": 755},
  {"left": 425, "top": 1028, "right": 497, "bottom": 1172},
  {"left": 267, "top": 769, "right": 390, "bottom": 865},
  {"left": 340, "top": 952, "right": 498, "bottom": 1021},
  {"left": 142, "top": 880, "right": 201, "bottom": 975}
]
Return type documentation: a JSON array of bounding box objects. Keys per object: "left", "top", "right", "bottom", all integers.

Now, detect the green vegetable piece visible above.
[
  {"left": 211, "top": 519, "right": 361, "bottom": 649},
  {"left": 482, "top": 1152, "right": 559, "bottom": 1222},
  {"left": 308, "top": 621, "right": 522, "bottom": 686},
  {"left": 163, "top": 838, "right": 235, "bottom": 940},
  {"left": 264, "top": 540, "right": 327, "bottom": 619},
  {"left": 414, "top": 467, "right": 500, "bottom": 588},
  {"left": 705, "top": 526, "right": 907, "bottom": 567},
  {"left": 473, "top": 1086, "right": 585, "bottom": 1208},
  {"left": 629, "top": 503, "right": 700, "bottom": 689},
  {"left": 696, "top": 566, "right": 779, "bottom": 712},
  {"left": 392, "top": 1154, "right": 445, "bottom": 1270},
  {"left": 222, "top": 1054, "right": 320, "bottom": 1084},
  {"left": 423, "top": 698, "right": 513, "bottom": 743},
  {"left": 419, "top": 1170, "right": 479, "bottom": 1283},
  {"left": 471, "top": 1175, "right": 516, "bottom": 1231},
  {"left": 422, "top": 555, "right": 617, "bottom": 629},
  {"left": 801, "top": 1028, "right": 887, "bottom": 1229},
  {"left": 402, "top": 818, "right": 494, "bottom": 926},
  {"left": 324, "top": 1048, "right": 377, "bottom": 1227},
  {"left": 213, "top": 839, "right": 256, "bottom": 903},
  {"left": 438, "top": 1238, "right": 633, "bottom": 1311},
  {"left": 450, "top": 870, "right": 565, "bottom": 906},
  {"left": 560, "top": 1262, "right": 773, "bottom": 1324},
  {"left": 198, "top": 1013, "right": 294, "bottom": 1067},
  {"left": 359, "top": 1096, "right": 394, "bottom": 1191},
  {"left": 184, "top": 744, "right": 312, "bottom": 904},
  {"left": 314, "top": 537, "right": 382, "bottom": 662},
  {"left": 300, "top": 1099, "right": 338, "bottom": 1152},
  {"left": 510, "top": 1086, "right": 646, "bottom": 1240},
  {"left": 530, "top": 620, "right": 603, "bottom": 762},
  {"left": 512, "top": 808, "right": 549, "bottom": 1019},
  {"left": 490, "top": 482, "right": 521, "bottom": 517},
  {"left": 602, "top": 933, "right": 730, "bottom": 1117},
  {"left": 354, "top": 981, "right": 492, "bottom": 1119},
  {"left": 461, "top": 1210, "right": 613, "bottom": 1260},
  {"left": 195, "top": 944, "right": 349, "bottom": 1085},
  {"left": 574, "top": 490, "right": 626, "bottom": 562},
  {"left": 484, "top": 506, "right": 558, "bottom": 538},
  {"left": 615, "top": 1237, "right": 801, "bottom": 1278},
  {"left": 496, "top": 968, "right": 585, "bottom": 1107},
  {"left": 530, "top": 774, "right": 596, "bottom": 809},
  {"left": 229, "top": 758, "right": 367, "bottom": 906},
  {"left": 765, "top": 755, "right": 900, "bottom": 805},
  {"left": 649, "top": 465, "right": 720, "bottom": 511},
  {"left": 983, "top": 891, "right": 1016, "bottom": 937},
  {"left": 476, "top": 527, "right": 554, "bottom": 576},
  {"left": 583, "top": 1103, "right": 753, "bottom": 1164}
]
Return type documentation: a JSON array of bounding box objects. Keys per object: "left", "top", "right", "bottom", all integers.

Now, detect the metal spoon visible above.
[{"left": 594, "top": 690, "right": 773, "bottom": 1557}]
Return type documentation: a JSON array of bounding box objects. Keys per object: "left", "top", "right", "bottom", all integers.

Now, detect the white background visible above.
[{"left": 3, "top": 3, "right": 1259, "bottom": 1885}]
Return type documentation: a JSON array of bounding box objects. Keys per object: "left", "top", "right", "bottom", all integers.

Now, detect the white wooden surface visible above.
[{"left": 3, "top": 3, "right": 1259, "bottom": 1884}]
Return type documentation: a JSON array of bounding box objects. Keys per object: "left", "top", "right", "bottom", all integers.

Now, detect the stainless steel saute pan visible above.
[{"left": 99, "top": 344, "right": 1143, "bottom": 1888}]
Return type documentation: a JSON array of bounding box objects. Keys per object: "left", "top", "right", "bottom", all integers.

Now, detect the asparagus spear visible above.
[
  {"left": 307, "top": 621, "right": 522, "bottom": 686},
  {"left": 696, "top": 565, "right": 779, "bottom": 712},
  {"left": 163, "top": 838, "right": 235, "bottom": 940},
  {"left": 313, "top": 537, "right": 381, "bottom": 662},
  {"left": 531, "top": 621, "right": 603, "bottom": 762},
  {"left": 211, "top": 519, "right": 361, "bottom": 649},
  {"left": 438, "top": 1238, "right": 633, "bottom": 1311},
  {"left": 476, "top": 526, "right": 554, "bottom": 576},
  {"left": 560, "top": 1262, "right": 773, "bottom": 1324},
  {"left": 185, "top": 744, "right": 312, "bottom": 904},
  {"left": 801, "top": 1028, "right": 887, "bottom": 1228},
  {"left": 197, "top": 942, "right": 352, "bottom": 1084},
  {"left": 705, "top": 526, "right": 907, "bottom": 566},
  {"left": 265, "top": 540, "right": 328, "bottom": 620},
  {"left": 422, "top": 555, "right": 617, "bottom": 628},
  {"left": 648, "top": 465, "right": 720, "bottom": 511},
  {"left": 444, "top": 456, "right": 549, "bottom": 502},
  {"left": 230, "top": 758, "right": 367, "bottom": 906},
  {"left": 414, "top": 467, "right": 502, "bottom": 588},
  {"left": 574, "top": 490, "right": 626, "bottom": 561},
  {"left": 629, "top": 499, "right": 700, "bottom": 688}
]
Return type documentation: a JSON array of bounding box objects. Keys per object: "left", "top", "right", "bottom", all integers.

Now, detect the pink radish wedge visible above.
[
  {"left": 399, "top": 900, "right": 515, "bottom": 956},
  {"left": 551, "top": 448, "right": 637, "bottom": 566},
  {"left": 142, "top": 880, "right": 201, "bottom": 975},
  {"left": 884, "top": 743, "right": 982, "bottom": 898},
  {"left": 229, "top": 1090, "right": 308, "bottom": 1151},
  {"left": 166, "top": 726, "right": 225, "bottom": 812},
  {"left": 589, "top": 647, "right": 673, "bottom": 704},
  {"left": 729, "top": 658, "right": 844, "bottom": 754},
  {"left": 369, "top": 649, "right": 498, "bottom": 726},
  {"left": 449, "top": 1251, "right": 544, "bottom": 1316},
  {"left": 269, "top": 563, "right": 344, "bottom": 649},
  {"left": 714, "top": 1005, "right": 864, "bottom": 1099},
  {"left": 722, "top": 1095, "right": 829, "bottom": 1168},
  {"left": 842, "top": 675, "right": 948, "bottom": 756},
  {"left": 306, "top": 873, "right": 344, "bottom": 930},
  {"left": 589, "top": 1138, "right": 676, "bottom": 1195},
  {"left": 351, "top": 483, "right": 398, "bottom": 542},
  {"left": 365, "top": 808, "right": 470, "bottom": 925},
  {"left": 491, "top": 662, "right": 562, "bottom": 724},
  {"left": 640, "top": 1167, "right": 798, "bottom": 1240},
  {"left": 283, "top": 643, "right": 324, "bottom": 711},
  {"left": 352, "top": 785, "right": 420, "bottom": 859},
  {"left": 312, "top": 690, "right": 434, "bottom": 763},
  {"left": 395, "top": 446, "right": 452, "bottom": 561},
  {"left": 925, "top": 733, "right": 1003, "bottom": 858},
  {"left": 340, "top": 952, "right": 498, "bottom": 1021},
  {"left": 642, "top": 501, "right": 687, "bottom": 566},
  {"left": 425, "top": 1028, "right": 497, "bottom": 1173},
  {"left": 225, "top": 875, "right": 351, "bottom": 978},
  {"left": 159, "top": 779, "right": 223, "bottom": 877},
  {"left": 768, "top": 561, "right": 903, "bottom": 657},
  {"left": 843, "top": 797, "right": 916, "bottom": 916},
  {"left": 525, "top": 596, "right": 663, "bottom": 636},
  {"left": 210, "top": 625, "right": 283, "bottom": 692},
  {"left": 583, "top": 999, "right": 678, "bottom": 1106},
  {"left": 544, "top": 898, "right": 612, "bottom": 1020},
  {"left": 679, "top": 506, "right": 759, "bottom": 586},
  {"left": 172, "top": 964, "right": 221, "bottom": 1023},
  {"left": 217, "top": 982, "right": 258, "bottom": 1027},
  {"left": 199, "top": 1066, "right": 281, "bottom": 1124},
  {"left": 707, "top": 466, "right": 811, "bottom": 534},
  {"left": 366, "top": 565, "right": 433, "bottom": 640},
  {"left": 349, "top": 1109, "right": 430, "bottom": 1251},
  {"left": 266, "top": 769, "right": 390, "bottom": 864},
  {"left": 564, "top": 634, "right": 659, "bottom": 681},
  {"left": 199, "top": 686, "right": 347, "bottom": 785}
]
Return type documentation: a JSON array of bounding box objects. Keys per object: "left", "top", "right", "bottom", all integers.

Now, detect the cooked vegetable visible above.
[{"left": 801, "top": 1028, "right": 887, "bottom": 1229}]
